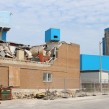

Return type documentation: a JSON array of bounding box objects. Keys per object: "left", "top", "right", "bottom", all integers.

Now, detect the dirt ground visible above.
[{"left": 0, "top": 95, "right": 109, "bottom": 109}]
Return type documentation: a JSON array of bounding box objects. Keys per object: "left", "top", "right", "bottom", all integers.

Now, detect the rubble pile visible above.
[
  {"left": 12, "top": 92, "right": 36, "bottom": 99},
  {"left": 0, "top": 41, "right": 32, "bottom": 60},
  {"left": 0, "top": 41, "right": 61, "bottom": 63},
  {"left": 74, "top": 89, "right": 87, "bottom": 97},
  {"left": 12, "top": 90, "right": 77, "bottom": 100}
]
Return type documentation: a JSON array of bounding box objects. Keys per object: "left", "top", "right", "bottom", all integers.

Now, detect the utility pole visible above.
[{"left": 99, "top": 41, "right": 102, "bottom": 92}]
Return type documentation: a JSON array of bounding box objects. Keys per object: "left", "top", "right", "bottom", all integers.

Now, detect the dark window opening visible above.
[{"left": 54, "top": 36, "right": 58, "bottom": 38}]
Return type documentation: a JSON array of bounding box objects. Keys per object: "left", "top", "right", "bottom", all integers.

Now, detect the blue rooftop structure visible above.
[
  {"left": 80, "top": 54, "right": 109, "bottom": 71},
  {"left": 45, "top": 28, "right": 60, "bottom": 43}
]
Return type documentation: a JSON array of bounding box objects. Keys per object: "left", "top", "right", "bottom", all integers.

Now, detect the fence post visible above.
[{"left": 92, "top": 81, "right": 96, "bottom": 96}]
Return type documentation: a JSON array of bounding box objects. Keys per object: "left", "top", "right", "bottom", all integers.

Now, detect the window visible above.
[
  {"left": 54, "top": 35, "right": 58, "bottom": 38},
  {"left": 43, "top": 73, "right": 52, "bottom": 82}
]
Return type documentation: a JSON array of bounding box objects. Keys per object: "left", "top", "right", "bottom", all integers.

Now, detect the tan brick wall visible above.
[
  {"left": 20, "top": 68, "right": 44, "bottom": 89},
  {"left": 0, "top": 66, "right": 9, "bottom": 86}
]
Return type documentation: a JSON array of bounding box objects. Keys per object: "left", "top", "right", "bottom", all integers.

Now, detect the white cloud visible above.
[{"left": 0, "top": 0, "right": 109, "bottom": 54}]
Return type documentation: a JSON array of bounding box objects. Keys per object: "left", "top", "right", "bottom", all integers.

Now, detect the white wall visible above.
[
  {"left": 81, "top": 71, "right": 109, "bottom": 83},
  {"left": 101, "top": 71, "right": 109, "bottom": 83}
]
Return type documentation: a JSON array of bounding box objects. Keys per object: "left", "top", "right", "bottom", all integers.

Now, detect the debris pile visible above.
[
  {"left": 12, "top": 92, "right": 36, "bottom": 99},
  {"left": 74, "top": 89, "right": 87, "bottom": 97},
  {"left": 42, "top": 90, "right": 58, "bottom": 100},
  {"left": 12, "top": 90, "right": 77, "bottom": 100},
  {"left": 0, "top": 41, "right": 61, "bottom": 63}
]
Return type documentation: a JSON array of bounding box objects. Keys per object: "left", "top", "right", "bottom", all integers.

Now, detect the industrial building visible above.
[
  {"left": 103, "top": 28, "right": 109, "bottom": 55},
  {"left": 80, "top": 54, "right": 109, "bottom": 83},
  {"left": 0, "top": 12, "right": 80, "bottom": 90},
  {"left": 80, "top": 27, "right": 109, "bottom": 85}
]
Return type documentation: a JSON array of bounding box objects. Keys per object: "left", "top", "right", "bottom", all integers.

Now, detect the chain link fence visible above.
[
  {"left": 81, "top": 79, "right": 109, "bottom": 96},
  {"left": 44, "top": 78, "right": 109, "bottom": 97}
]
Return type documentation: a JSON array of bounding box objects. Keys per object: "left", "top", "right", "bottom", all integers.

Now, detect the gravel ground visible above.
[{"left": 0, "top": 95, "right": 109, "bottom": 109}]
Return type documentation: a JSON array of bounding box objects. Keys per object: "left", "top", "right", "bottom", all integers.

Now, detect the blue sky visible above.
[{"left": 0, "top": 0, "right": 109, "bottom": 54}]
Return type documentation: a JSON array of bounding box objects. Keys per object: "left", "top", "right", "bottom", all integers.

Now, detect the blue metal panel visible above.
[
  {"left": 102, "top": 56, "right": 109, "bottom": 71},
  {"left": 51, "top": 28, "right": 60, "bottom": 41},
  {"left": 0, "top": 11, "right": 11, "bottom": 28},
  {"left": 45, "top": 28, "right": 60, "bottom": 42},
  {"left": 80, "top": 54, "right": 109, "bottom": 71},
  {"left": 2, "top": 31, "right": 6, "bottom": 41},
  {"left": 45, "top": 29, "right": 51, "bottom": 42}
]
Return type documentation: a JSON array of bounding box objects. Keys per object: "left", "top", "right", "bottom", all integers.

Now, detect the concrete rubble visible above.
[
  {"left": 0, "top": 41, "right": 62, "bottom": 63},
  {"left": 12, "top": 90, "right": 79, "bottom": 100}
]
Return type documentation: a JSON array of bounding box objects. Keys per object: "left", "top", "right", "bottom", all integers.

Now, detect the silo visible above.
[{"left": 103, "top": 28, "right": 109, "bottom": 55}]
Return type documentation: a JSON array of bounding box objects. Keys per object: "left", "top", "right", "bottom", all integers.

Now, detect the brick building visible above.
[{"left": 0, "top": 42, "right": 80, "bottom": 90}]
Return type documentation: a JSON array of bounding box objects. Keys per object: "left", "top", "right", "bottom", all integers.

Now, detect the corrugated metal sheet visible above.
[{"left": 9, "top": 66, "right": 20, "bottom": 87}]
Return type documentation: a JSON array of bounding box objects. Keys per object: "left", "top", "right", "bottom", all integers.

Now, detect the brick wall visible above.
[
  {"left": 0, "top": 43, "right": 80, "bottom": 89},
  {"left": 0, "top": 66, "right": 8, "bottom": 86}
]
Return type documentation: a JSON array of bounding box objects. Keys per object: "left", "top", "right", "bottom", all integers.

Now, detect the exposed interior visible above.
[{"left": 0, "top": 41, "right": 62, "bottom": 64}]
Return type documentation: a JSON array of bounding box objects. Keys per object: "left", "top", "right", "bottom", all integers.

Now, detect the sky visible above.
[{"left": 0, "top": 0, "right": 109, "bottom": 54}]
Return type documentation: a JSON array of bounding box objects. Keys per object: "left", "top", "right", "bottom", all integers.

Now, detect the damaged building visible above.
[{"left": 0, "top": 12, "right": 80, "bottom": 91}]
